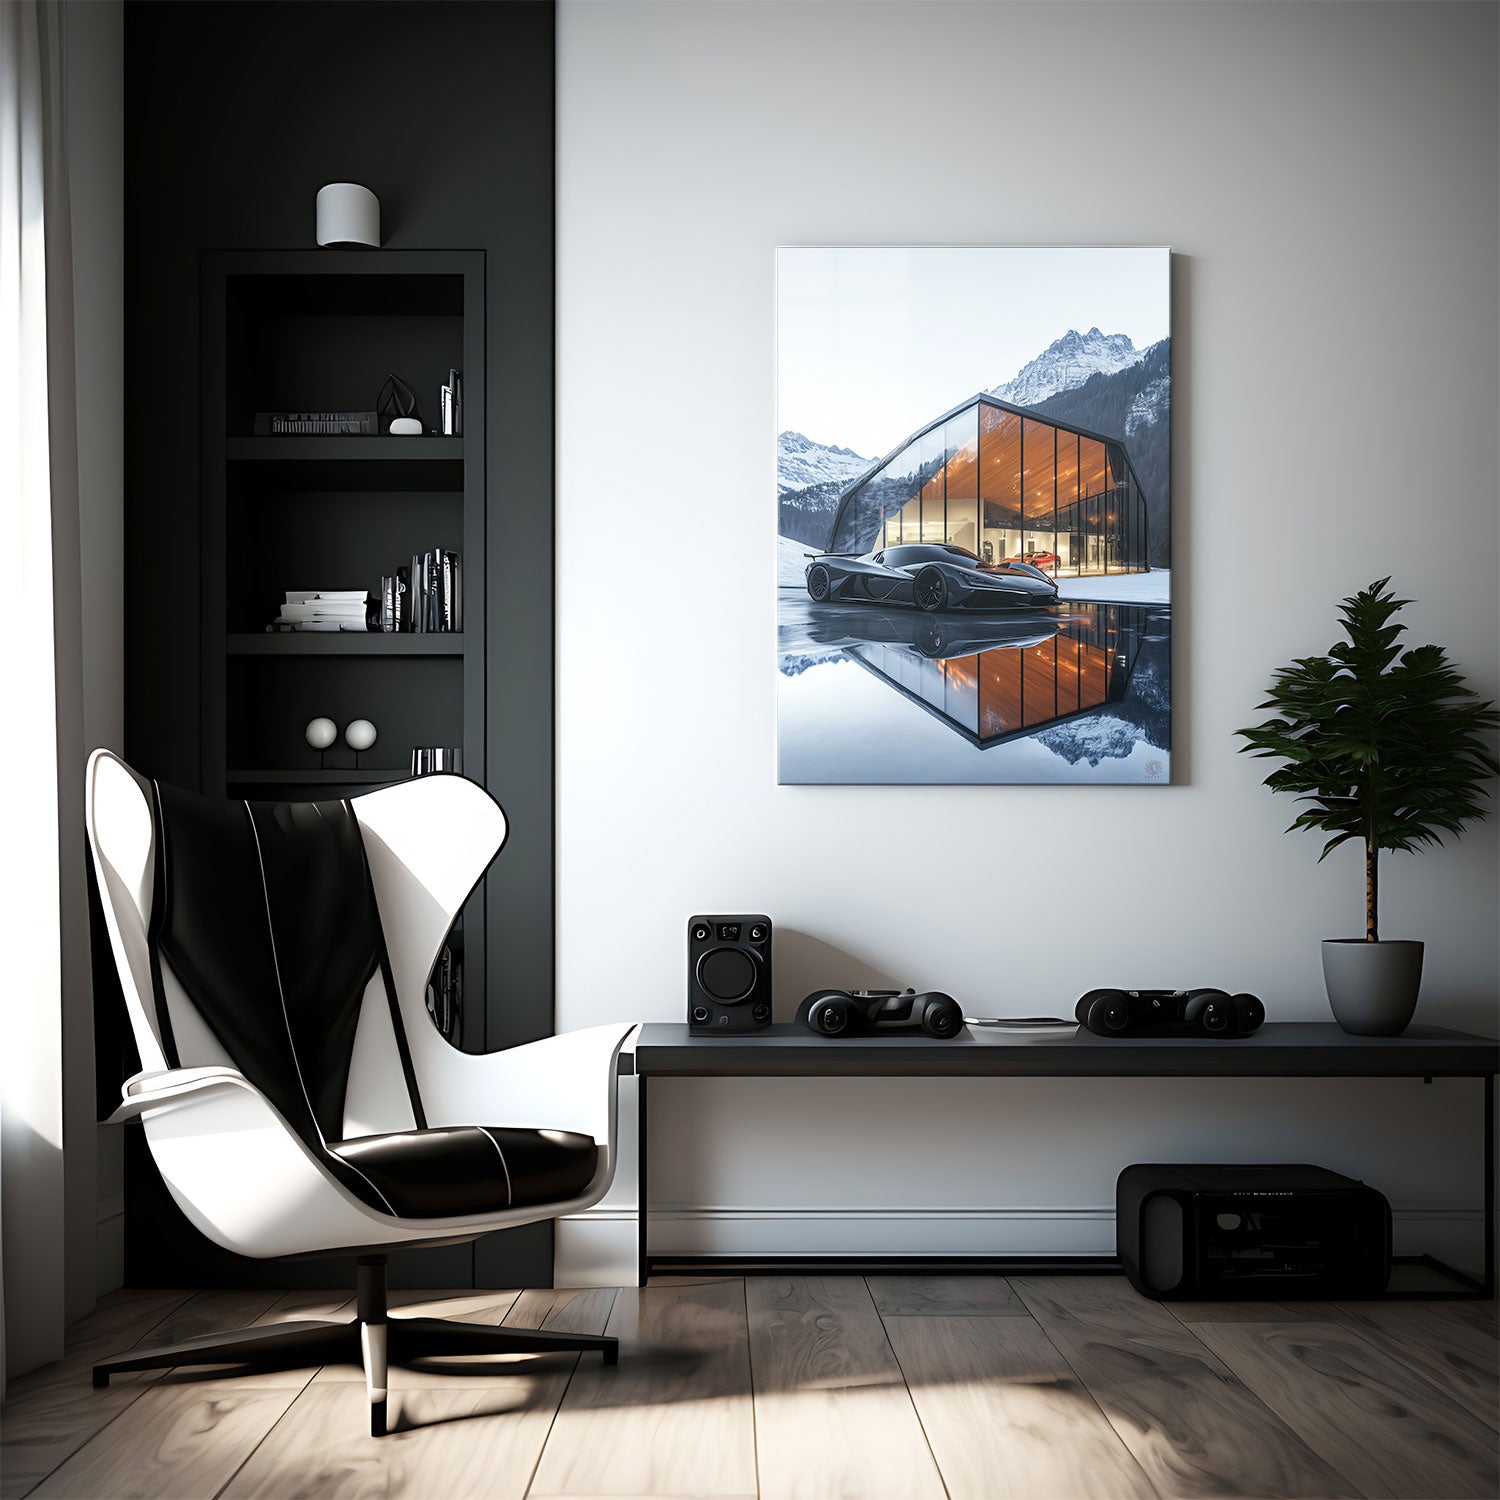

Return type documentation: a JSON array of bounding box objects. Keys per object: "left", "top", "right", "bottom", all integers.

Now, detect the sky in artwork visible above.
[{"left": 776, "top": 246, "right": 1170, "bottom": 459}]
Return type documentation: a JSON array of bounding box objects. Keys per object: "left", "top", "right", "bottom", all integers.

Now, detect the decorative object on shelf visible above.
[
  {"left": 344, "top": 719, "right": 378, "bottom": 768},
  {"left": 1074, "top": 987, "right": 1264, "bottom": 1039},
  {"left": 269, "top": 589, "right": 373, "bottom": 632},
  {"left": 1237, "top": 578, "right": 1498, "bottom": 1037},
  {"left": 305, "top": 717, "right": 338, "bottom": 769},
  {"left": 254, "top": 410, "right": 377, "bottom": 436},
  {"left": 376, "top": 373, "right": 420, "bottom": 435},
  {"left": 300, "top": 717, "right": 336, "bottom": 774},
  {"left": 411, "top": 747, "right": 462, "bottom": 776},
  {"left": 315, "top": 182, "right": 380, "bottom": 248},
  {"left": 796, "top": 987, "right": 964, "bottom": 1039},
  {"left": 687, "top": 915, "right": 773, "bottom": 1034},
  {"left": 440, "top": 368, "right": 462, "bottom": 436},
  {"left": 409, "top": 548, "right": 461, "bottom": 632}
]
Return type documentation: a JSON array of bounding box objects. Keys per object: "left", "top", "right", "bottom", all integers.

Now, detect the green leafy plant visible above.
[{"left": 1236, "top": 579, "right": 1498, "bottom": 942}]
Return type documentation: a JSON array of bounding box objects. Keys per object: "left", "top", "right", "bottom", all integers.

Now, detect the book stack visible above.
[
  {"left": 254, "top": 411, "right": 378, "bottom": 435},
  {"left": 381, "top": 549, "right": 461, "bottom": 633},
  {"left": 440, "top": 369, "right": 462, "bottom": 437},
  {"left": 268, "top": 590, "right": 373, "bottom": 632}
]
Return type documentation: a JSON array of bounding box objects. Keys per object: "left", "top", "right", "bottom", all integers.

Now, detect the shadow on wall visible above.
[{"left": 772, "top": 929, "right": 906, "bottom": 1020}]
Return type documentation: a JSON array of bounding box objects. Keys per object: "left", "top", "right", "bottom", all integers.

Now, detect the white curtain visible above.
[{"left": 0, "top": 0, "right": 86, "bottom": 1391}]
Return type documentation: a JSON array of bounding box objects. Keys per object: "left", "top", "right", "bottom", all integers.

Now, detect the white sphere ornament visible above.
[
  {"left": 304, "top": 717, "right": 337, "bottom": 751},
  {"left": 316, "top": 183, "right": 380, "bottom": 248},
  {"left": 344, "top": 719, "right": 378, "bottom": 752}
]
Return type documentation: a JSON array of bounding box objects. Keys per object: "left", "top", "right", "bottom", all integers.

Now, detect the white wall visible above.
[{"left": 554, "top": 0, "right": 1499, "bottom": 1280}]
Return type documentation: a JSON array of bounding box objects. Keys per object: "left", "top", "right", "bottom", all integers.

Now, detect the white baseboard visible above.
[{"left": 554, "top": 1203, "right": 1485, "bottom": 1285}]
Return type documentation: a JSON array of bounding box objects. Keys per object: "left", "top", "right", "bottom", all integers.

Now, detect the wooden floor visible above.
[{"left": 2, "top": 1275, "right": 1495, "bottom": 1499}]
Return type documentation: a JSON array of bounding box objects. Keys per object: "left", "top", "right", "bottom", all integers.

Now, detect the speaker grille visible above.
[
  {"left": 698, "top": 948, "right": 756, "bottom": 1002},
  {"left": 1141, "top": 1193, "right": 1184, "bottom": 1293}
]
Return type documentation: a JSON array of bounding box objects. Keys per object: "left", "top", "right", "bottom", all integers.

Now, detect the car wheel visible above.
[
  {"left": 806, "top": 564, "right": 831, "bottom": 603},
  {"left": 913, "top": 566, "right": 948, "bottom": 613},
  {"left": 912, "top": 615, "right": 947, "bottom": 658}
]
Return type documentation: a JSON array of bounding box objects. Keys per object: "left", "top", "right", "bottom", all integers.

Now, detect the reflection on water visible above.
[{"left": 777, "top": 600, "right": 1171, "bottom": 785}]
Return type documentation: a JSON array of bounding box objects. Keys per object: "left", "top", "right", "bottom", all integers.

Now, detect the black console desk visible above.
[{"left": 627, "top": 1021, "right": 1499, "bottom": 1291}]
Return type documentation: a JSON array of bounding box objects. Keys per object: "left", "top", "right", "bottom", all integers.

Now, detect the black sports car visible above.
[{"left": 805, "top": 543, "right": 1059, "bottom": 612}]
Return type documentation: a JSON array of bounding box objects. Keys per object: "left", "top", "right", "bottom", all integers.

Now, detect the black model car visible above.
[{"left": 805, "top": 543, "right": 1058, "bottom": 612}]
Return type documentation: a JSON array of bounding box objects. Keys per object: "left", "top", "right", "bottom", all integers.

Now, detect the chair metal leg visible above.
[
  {"left": 89, "top": 1254, "right": 620, "bottom": 1439},
  {"left": 357, "top": 1253, "right": 390, "bottom": 1436},
  {"left": 387, "top": 1316, "right": 619, "bottom": 1365},
  {"left": 361, "top": 1321, "right": 389, "bottom": 1437},
  {"left": 92, "top": 1319, "right": 359, "bottom": 1388}
]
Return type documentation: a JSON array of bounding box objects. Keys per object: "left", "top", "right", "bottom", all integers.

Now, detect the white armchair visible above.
[{"left": 86, "top": 749, "right": 634, "bottom": 1434}]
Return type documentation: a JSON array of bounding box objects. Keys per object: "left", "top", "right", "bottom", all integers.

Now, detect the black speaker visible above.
[
  {"left": 688, "top": 915, "right": 772, "bottom": 1034},
  {"left": 1118, "top": 1164, "right": 1391, "bottom": 1299}
]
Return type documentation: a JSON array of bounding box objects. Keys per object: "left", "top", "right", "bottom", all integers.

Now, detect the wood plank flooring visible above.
[{"left": 3, "top": 1279, "right": 1494, "bottom": 1500}]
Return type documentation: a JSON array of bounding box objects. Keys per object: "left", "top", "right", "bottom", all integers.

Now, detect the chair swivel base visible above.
[{"left": 90, "top": 1257, "right": 618, "bottom": 1436}]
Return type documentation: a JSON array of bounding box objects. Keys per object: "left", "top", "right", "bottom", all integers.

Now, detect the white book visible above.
[
  {"left": 277, "top": 602, "right": 367, "bottom": 618},
  {"left": 285, "top": 589, "right": 368, "bottom": 603}
]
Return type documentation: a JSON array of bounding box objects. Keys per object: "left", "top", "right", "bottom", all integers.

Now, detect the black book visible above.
[{"left": 395, "top": 565, "right": 411, "bottom": 632}]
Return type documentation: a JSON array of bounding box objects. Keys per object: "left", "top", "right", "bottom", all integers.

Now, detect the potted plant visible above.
[{"left": 1237, "top": 579, "right": 1498, "bottom": 1036}]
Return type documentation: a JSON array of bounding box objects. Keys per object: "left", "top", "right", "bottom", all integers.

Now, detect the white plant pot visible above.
[{"left": 1321, "top": 940, "right": 1423, "bottom": 1036}]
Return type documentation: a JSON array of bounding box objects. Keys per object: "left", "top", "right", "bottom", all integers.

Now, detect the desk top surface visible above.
[{"left": 632, "top": 1022, "right": 1499, "bottom": 1078}]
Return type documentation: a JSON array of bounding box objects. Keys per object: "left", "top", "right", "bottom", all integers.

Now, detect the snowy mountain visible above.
[
  {"left": 1125, "top": 373, "right": 1170, "bottom": 439},
  {"left": 777, "top": 431, "right": 872, "bottom": 496},
  {"left": 990, "top": 327, "right": 1145, "bottom": 408}
]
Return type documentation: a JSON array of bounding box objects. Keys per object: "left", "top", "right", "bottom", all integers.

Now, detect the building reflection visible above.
[{"left": 843, "top": 603, "right": 1149, "bottom": 748}]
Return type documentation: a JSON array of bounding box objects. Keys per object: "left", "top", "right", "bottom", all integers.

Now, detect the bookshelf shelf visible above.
[
  {"left": 228, "top": 768, "right": 408, "bottom": 786},
  {"left": 227, "top": 632, "right": 465, "bottom": 656},
  {"left": 228, "top": 436, "right": 465, "bottom": 462}
]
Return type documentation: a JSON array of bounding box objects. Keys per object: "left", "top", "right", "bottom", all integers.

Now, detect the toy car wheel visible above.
[
  {"left": 914, "top": 566, "right": 948, "bottom": 613},
  {"left": 806, "top": 564, "right": 831, "bottom": 603}
]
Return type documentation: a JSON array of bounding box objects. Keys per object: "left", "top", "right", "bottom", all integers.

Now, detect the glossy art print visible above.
[{"left": 777, "top": 247, "right": 1171, "bottom": 785}]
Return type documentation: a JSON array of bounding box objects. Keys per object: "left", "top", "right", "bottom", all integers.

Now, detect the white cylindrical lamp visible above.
[{"left": 316, "top": 183, "right": 381, "bottom": 248}]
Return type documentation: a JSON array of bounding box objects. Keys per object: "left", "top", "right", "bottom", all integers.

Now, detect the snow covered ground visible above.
[
  {"left": 778, "top": 533, "right": 815, "bottom": 586},
  {"left": 1055, "top": 569, "right": 1170, "bottom": 604}
]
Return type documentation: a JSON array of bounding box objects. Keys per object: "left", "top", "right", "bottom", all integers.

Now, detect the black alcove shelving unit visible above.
[
  {"left": 124, "top": 1, "right": 558, "bottom": 1293},
  {"left": 202, "top": 250, "right": 487, "bottom": 1054}
]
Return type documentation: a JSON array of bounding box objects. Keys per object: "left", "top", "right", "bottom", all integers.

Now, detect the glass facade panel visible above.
[
  {"left": 979, "top": 405, "right": 1022, "bottom": 567},
  {"left": 916, "top": 425, "right": 945, "bottom": 543},
  {"left": 827, "top": 399, "right": 1149, "bottom": 573},
  {"left": 1023, "top": 640, "right": 1058, "bottom": 727},
  {"left": 899, "top": 494, "right": 921, "bottom": 543},
  {"left": 1022, "top": 418, "right": 1057, "bottom": 572},
  {"left": 1078, "top": 435, "right": 1109, "bottom": 575},
  {"left": 943, "top": 657, "right": 979, "bottom": 735},
  {"left": 943, "top": 407, "right": 979, "bottom": 556},
  {"left": 980, "top": 649, "right": 1022, "bottom": 737},
  {"left": 1055, "top": 430, "right": 1080, "bottom": 576}
]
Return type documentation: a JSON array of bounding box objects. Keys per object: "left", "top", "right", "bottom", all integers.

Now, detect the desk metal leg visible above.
[
  {"left": 637, "top": 1074, "right": 650, "bottom": 1287},
  {"left": 1486, "top": 1073, "right": 1494, "bottom": 1298}
]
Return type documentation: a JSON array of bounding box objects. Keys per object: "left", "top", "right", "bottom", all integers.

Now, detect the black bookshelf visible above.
[
  {"left": 125, "top": 0, "right": 558, "bottom": 1292},
  {"left": 202, "top": 250, "right": 487, "bottom": 1050}
]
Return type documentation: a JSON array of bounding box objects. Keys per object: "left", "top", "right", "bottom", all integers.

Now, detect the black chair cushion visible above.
[{"left": 330, "top": 1126, "right": 598, "bottom": 1218}]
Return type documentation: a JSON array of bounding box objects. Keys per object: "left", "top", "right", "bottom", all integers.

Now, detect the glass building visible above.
[{"left": 829, "top": 395, "right": 1150, "bottom": 577}]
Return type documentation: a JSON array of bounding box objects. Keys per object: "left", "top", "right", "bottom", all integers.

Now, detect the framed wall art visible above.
[{"left": 776, "top": 246, "right": 1171, "bottom": 786}]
